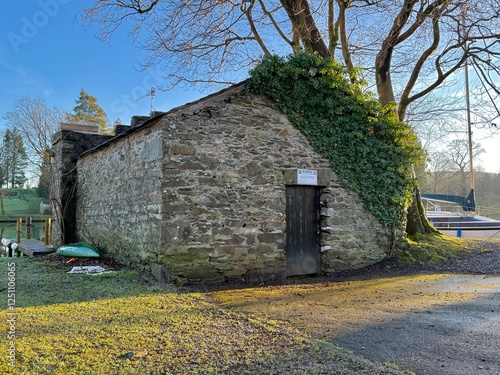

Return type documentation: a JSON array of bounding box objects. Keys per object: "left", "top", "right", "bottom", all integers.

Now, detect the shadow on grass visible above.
[
  {"left": 0, "top": 258, "right": 410, "bottom": 375},
  {"left": 0, "top": 257, "right": 179, "bottom": 309},
  {"left": 1, "top": 237, "right": 497, "bottom": 375}
]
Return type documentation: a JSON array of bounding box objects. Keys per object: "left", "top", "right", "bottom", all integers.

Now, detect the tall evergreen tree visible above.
[
  {"left": 68, "top": 88, "right": 110, "bottom": 134},
  {"left": 0, "top": 129, "right": 28, "bottom": 188}
]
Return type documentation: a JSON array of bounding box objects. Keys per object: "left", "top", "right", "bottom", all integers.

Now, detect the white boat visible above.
[{"left": 426, "top": 210, "right": 500, "bottom": 239}]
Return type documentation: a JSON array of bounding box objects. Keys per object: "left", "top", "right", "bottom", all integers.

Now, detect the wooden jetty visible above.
[
  {"left": 1, "top": 217, "right": 55, "bottom": 257},
  {"left": 17, "top": 239, "right": 55, "bottom": 257}
]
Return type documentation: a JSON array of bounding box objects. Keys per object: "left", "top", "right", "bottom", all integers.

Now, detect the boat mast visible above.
[
  {"left": 464, "top": 54, "right": 474, "bottom": 192},
  {"left": 462, "top": 4, "right": 476, "bottom": 211}
]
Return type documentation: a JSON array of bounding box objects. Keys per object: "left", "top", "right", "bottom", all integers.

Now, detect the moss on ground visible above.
[{"left": 400, "top": 233, "right": 490, "bottom": 265}]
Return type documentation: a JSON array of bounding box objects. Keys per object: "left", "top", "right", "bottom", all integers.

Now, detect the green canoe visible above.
[{"left": 56, "top": 242, "right": 100, "bottom": 258}]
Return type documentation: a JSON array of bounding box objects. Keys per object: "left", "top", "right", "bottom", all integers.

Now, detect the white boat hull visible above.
[
  {"left": 435, "top": 227, "right": 500, "bottom": 239},
  {"left": 426, "top": 211, "right": 500, "bottom": 239}
]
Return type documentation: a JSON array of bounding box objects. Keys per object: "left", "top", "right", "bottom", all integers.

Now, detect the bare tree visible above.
[
  {"left": 3, "top": 97, "right": 64, "bottom": 171},
  {"left": 447, "top": 138, "right": 485, "bottom": 195},
  {"left": 3, "top": 97, "right": 66, "bottom": 241},
  {"left": 425, "top": 150, "right": 456, "bottom": 193},
  {"left": 81, "top": 1, "right": 499, "bottom": 113},
  {"left": 475, "top": 171, "right": 500, "bottom": 218},
  {"left": 82, "top": 1, "right": 285, "bottom": 89}
]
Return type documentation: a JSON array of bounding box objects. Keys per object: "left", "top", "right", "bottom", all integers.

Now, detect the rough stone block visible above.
[
  {"left": 257, "top": 233, "right": 284, "bottom": 244},
  {"left": 245, "top": 267, "right": 286, "bottom": 283},
  {"left": 170, "top": 144, "right": 196, "bottom": 155},
  {"left": 151, "top": 263, "right": 170, "bottom": 284}
]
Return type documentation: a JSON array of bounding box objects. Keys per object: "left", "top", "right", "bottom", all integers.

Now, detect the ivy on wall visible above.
[{"left": 248, "top": 53, "right": 425, "bottom": 228}]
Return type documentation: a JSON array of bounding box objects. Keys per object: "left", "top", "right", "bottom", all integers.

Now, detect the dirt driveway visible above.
[{"left": 209, "top": 248, "right": 500, "bottom": 374}]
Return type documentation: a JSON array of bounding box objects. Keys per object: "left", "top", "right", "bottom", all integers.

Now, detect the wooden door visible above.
[{"left": 285, "top": 186, "right": 320, "bottom": 276}]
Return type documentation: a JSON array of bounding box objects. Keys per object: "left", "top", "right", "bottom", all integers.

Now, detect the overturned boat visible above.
[{"left": 56, "top": 242, "right": 100, "bottom": 258}]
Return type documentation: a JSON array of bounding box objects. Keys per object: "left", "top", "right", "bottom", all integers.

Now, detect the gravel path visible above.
[
  {"left": 330, "top": 240, "right": 500, "bottom": 279},
  {"left": 327, "top": 240, "right": 500, "bottom": 375},
  {"left": 414, "top": 240, "right": 500, "bottom": 275}
]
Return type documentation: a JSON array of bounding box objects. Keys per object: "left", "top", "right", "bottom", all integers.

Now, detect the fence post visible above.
[
  {"left": 45, "top": 218, "right": 51, "bottom": 246},
  {"left": 16, "top": 218, "right": 22, "bottom": 244},
  {"left": 26, "top": 217, "right": 32, "bottom": 239}
]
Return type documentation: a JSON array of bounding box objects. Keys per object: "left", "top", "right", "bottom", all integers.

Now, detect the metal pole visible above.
[{"left": 464, "top": 55, "right": 474, "bottom": 191}]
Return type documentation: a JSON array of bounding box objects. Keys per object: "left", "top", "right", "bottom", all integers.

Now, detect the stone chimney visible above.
[{"left": 50, "top": 128, "right": 113, "bottom": 247}]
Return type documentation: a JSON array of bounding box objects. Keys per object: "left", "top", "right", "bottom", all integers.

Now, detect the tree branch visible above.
[
  {"left": 242, "top": 0, "right": 271, "bottom": 56},
  {"left": 257, "top": 0, "right": 295, "bottom": 51},
  {"left": 398, "top": 7, "right": 442, "bottom": 121},
  {"left": 279, "top": 0, "right": 330, "bottom": 57}
]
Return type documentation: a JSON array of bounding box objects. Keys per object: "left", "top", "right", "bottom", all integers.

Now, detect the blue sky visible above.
[
  {"left": 0, "top": 1, "right": 206, "bottom": 126},
  {"left": 0, "top": 1, "right": 498, "bottom": 173}
]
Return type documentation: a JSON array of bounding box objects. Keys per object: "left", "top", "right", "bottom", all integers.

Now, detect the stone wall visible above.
[
  {"left": 76, "top": 125, "right": 164, "bottom": 271},
  {"left": 70, "top": 85, "right": 395, "bottom": 284},
  {"left": 320, "top": 181, "right": 391, "bottom": 272},
  {"left": 158, "top": 93, "right": 333, "bottom": 283}
]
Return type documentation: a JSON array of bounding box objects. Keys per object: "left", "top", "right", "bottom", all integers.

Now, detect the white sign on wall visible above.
[{"left": 297, "top": 169, "right": 318, "bottom": 185}]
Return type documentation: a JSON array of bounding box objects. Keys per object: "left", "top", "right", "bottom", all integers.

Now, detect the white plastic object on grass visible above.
[{"left": 67, "top": 266, "right": 115, "bottom": 276}]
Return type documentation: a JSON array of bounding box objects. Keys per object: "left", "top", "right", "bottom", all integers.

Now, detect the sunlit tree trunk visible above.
[{"left": 280, "top": 0, "right": 331, "bottom": 58}]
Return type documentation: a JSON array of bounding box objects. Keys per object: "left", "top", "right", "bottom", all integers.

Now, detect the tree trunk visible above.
[
  {"left": 282, "top": 0, "right": 434, "bottom": 238},
  {"left": 406, "top": 186, "right": 438, "bottom": 236},
  {"left": 374, "top": 0, "right": 434, "bottom": 237},
  {"left": 280, "top": 0, "right": 330, "bottom": 58},
  {"left": 338, "top": 2, "right": 355, "bottom": 80},
  {"left": 375, "top": 40, "right": 396, "bottom": 105}
]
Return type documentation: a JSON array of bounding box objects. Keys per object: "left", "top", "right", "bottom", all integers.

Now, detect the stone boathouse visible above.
[{"left": 52, "top": 82, "right": 396, "bottom": 284}]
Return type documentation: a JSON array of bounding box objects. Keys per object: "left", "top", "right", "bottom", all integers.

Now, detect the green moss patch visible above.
[{"left": 401, "top": 233, "right": 485, "bottom": 264}]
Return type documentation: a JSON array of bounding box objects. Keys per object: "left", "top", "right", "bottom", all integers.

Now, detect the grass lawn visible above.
[
  {"left": 0, "top": 257, "right": 407, "bottom": 375},
  {"left": 0, "top": 189, "right": 49, "bottom": 242},
  {"left": 0, "top": 189, "right": 43, "bottom": 218}
]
